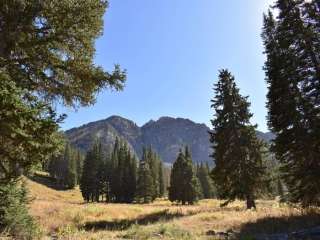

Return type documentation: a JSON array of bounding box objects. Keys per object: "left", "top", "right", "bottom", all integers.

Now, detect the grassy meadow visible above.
[{"left": 22, "top": 174, "right": 320, "bottom": 240}]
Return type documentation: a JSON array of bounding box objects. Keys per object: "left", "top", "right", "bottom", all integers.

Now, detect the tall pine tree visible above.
[
  {"left": 183, "top": 147, "right": 202, "bottom": 204},
  {"left": 159, "top": 161, "right": 165, "bottom": 197},
  {"left": 210, "top": 70, "right": 266, "bottom": 209},
  {"left": 80, "top": 139, "right": 103, "bottom": 202},
  {"left": 262, "top": 0, "right": 320, "bottom": 207},
  {"left": 135, "top": 148, "right": 154, "bottom": 203},
  {"left": 64, "top": 143, "right": 77, "bottom": 189},
  {"left": 146, "top": 146, "right": 161, "bottom": 200}
]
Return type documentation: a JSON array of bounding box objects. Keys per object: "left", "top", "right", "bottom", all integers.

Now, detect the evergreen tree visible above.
[
  {"left": 129, "top": 154, "right": 138, "bottom": 201},
  {"left": 0, "top": 0, "right": 126, "bottom": 184},
  {"left": 93, "top": 140, "right": 104, "bottom": 202},
  {"left": 122, "top": 150, "right": 137, "bottom": 203},
  {"left": 135, "top": 148, "right": 154, "bottom": 203},
  {"left": 109, "top": 138, "right": 120, "bottom": 202},
  {"left": 48, "top": 142, "right": 80, "bottom": 189},
  {"left": 106, "top": 138, "right": 137, "bottom": 203},
  {"left": 104, "top": 153, "right": 113, "bottom": 202},
  {"left": 197, "top": 163, "right": 215, "bottom": 199},
  {"left": 65, "top": 144, "right": 77, "bottom": 189},
  {"left": 262, "top": 0, "right": 320, "bottom": 207},
  {"left": 146, "top": 147, "right": 160, "bottom": 200},
  {"left": 159, "top": 161, "right": 165, "bottom": 197},
  {"left": 0, "top": 1, "right": 125, "bottom": 237},
  {"left": 210, "top": 70, "right": 267, "bottom": 209},
  {"left": 116, "top": 143, "right": 127, "bottom": 202},
  {"left": 76, "top": 151, "right": 84, "bottom": 184},
  {"left": 195, "top": 164, "right": 202, "bottom": 199},
  {"left": 163, "top": 165, "right": 171, "bottom": 196},
  {"left": 183, "top": 147, "right": 202, "bottom": 204},
  {"left": 169, "top": 151, "right": 184, "bottom": 203},
  {"left": 48, "top": 154, "right": 63, "bottom": 185},
  {"left": 0, "top": 79, "right": 63, "bottom": 184},
  {"left": 80, "top": 140, "right": 102, "bottom": 202},
  {"left": 97, "top": 157, "right": 108, "bottom": 202},
  {"left": 0, "top": 181, "right": 37, "bottom": 239},
  {"left": 169, "top": 147, "right": 201, "bottom": 205},
  {"left": 0, "top": 1, "right": 126, "bottom": 107},
  {"left": 80, "top": 151, "right": 92, "bottom": 202}
]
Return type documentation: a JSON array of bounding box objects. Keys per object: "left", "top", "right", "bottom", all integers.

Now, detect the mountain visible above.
[
  {"left": 255, "top": 131, "right": 275, "bottom": 143},
  {"left": 65, "top": 116, "right": 274, "bottom": 164}
]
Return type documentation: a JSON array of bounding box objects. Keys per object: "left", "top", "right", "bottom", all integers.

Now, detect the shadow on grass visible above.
[
  {"left": 238, "top": 210, "right": 320, "bottom": 238},
  {"left": 84, "top": 209, "right": 195, "bottom": 231},
  {"left": 29, "top": 173, "right": 68, "bottom": 191}
]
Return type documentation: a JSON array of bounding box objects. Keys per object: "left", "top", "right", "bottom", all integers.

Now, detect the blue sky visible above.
[{"left": 59, "top": 0, "right": 275, "bottom": 132}]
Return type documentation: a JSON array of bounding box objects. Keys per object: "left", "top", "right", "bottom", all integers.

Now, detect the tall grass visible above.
[{"left": 26, "top": 178, "right": 320, "bottom": 240}]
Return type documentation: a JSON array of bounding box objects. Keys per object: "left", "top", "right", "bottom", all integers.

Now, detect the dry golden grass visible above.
[{"left": 25, "top": 177, "right": 320, "bottom": 240}]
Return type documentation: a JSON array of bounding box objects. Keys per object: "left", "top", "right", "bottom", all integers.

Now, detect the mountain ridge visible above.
[{"left": 65, "top": 115, "right": 274, "bottom": 163}]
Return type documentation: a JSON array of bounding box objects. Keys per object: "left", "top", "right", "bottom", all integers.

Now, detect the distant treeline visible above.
[
  {"left": 47, "top": 143, "right": 83, "bottom": 189},
  {"left": 47, "top": 138, "right": 219, "bottom": 204}
]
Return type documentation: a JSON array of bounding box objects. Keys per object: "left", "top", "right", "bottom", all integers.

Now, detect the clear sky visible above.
[{"left": 58, "top": 0, "right": 275, "bottom": 132}]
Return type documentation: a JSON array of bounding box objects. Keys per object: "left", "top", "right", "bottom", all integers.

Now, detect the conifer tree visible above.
[
  {"left": 48, "top": 154, "right": 64, "bottom": 185},
  {"left": 104, "top": 153, "right": 113, "bottom": 202},
  {"left": 262, "top": 0, "right": 320, "bottom": 207},
  {"left": 80, "top": 140, "right": 102, "bottom": 202},
  {"left": 135, "top": 148, "right": 154, "bottom": 203},
  {"left": 195, "top": 164, "right": 203, "bottom": 199},
  {"left": 129, "top": 154, "right": 138, "bottom": 201},
  {"left": 169, "top": 150, "right": 184, "bottom": 203},
  {"left": 146, "top": 147, "right": 160, "bottom": 200},
  {"left": 76, "top": 151, "right": 84, "bottom": 184},
  {"left": 183, "top": 147, "right": 202, "bottom": 204},
  {"left": 106, "top": 138, "right": 137, "bottom": 203},
  {"left": 169, "top": 147, "right": 201, "bottom": 205},
  {"left": 116, "top": 143, "right": 127, "bottom": 202},
  {"left": 0, "top": 1, "right": 126, "bottom": 237},
  {"left": 159, "top": 161, "right": 165, "bottom": 197},
  {"left": 80, "top": 151, "right": 93, "bottom": 202},
  {"left": 97, "top": 157, "right": 108, "bottom": 202},
  {"left": 64, "top": 144, "right": 77, "bottom": 189},
  {"left": 197, "top": 163, "right": 215, "bottom": 199},
  {"left": 122, "top": 150, "right": 137, "bottom": 203},
  {"left": 109, "top": 138, "right": 120, "bottom": 202},
  {"left": 210, "top": 70, "right": 266, "bottom": 209},
  {"left": 48, "top": 142, "right": 79, "bottom": 189},
  {"left": 0, "top": 0, "right": 126, "bottom": 186}
]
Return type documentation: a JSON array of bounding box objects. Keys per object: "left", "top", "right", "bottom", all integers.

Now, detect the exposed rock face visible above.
[
  {"left": 140, "top": 117, "right": 212, "bottom": 164},
  {"left": 65, "top": 115, "right": 274, "bottom": 163},
  {"left": 65, "top": 116, "right": 142, "bottom": 156}
]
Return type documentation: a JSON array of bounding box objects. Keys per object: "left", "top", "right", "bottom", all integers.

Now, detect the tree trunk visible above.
[{"left": 246, "top": 195, "right": 256, "bottom": 209}]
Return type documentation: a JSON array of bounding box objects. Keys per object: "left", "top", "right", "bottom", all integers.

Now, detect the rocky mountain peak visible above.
[{"left": 65, "top": 115, "right": 274, "bottom": 164}]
